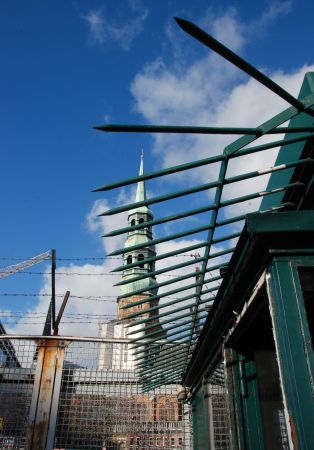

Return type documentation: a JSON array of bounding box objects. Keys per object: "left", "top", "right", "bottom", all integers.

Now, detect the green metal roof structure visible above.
[{"left": 93, "top": 17, "right": 314, "bottom": 391}]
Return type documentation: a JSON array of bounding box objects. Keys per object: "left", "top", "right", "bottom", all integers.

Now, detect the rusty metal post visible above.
[
  {"left": 53, "top": 290, "right": 70, "bottom": 335},
  {"left": 26, "top": 338, "right": 68, "bottom": 450}
]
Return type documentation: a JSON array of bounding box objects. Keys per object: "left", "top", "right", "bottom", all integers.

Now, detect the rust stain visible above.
[
  {"left": 289, "top": 415, "right": 299, "bottom": 450},
  {"left": 32, "top": 419, "right": 47, "bottom": 450},
  {"left": 26, "top": 339, "right": 62, "bottom": 449}
]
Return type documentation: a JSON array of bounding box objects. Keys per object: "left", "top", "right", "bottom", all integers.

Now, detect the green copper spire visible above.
[
  {"left": 118, "top": 151, "right": 158, "bottom": 309},
  {"left": 135, "top": 149, "right": 146, "bottom": 202},
  {"left": 129, "top": 150, "right": 152, "bottom": 217}
]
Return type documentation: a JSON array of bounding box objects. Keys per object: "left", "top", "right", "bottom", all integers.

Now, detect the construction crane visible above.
[
  {"left": 0, "top": 250, "right": 51, "bottom": 279},
  {"left": 0, "top": 249, "right": 58, "bottom": 334},
  {"left": 0, "top": 250, "right": 70, "bottom": 338}
]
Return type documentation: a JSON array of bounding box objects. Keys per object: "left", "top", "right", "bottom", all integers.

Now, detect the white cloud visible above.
[
  {"left": 250, "top": 1, "right": 293, "bottom": 35},
  {"left": 82, "top": 1, "right": 149, "bottom": 50},
  {"left": 130, "top": 6, "right": 314, "bottom": 217},
  {"left": 6, "top": 198, "right": 129, "bottom": 337}
]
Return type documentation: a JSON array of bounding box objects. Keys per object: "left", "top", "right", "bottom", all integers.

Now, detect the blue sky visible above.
[{"left": 1, "top": 0, "right": 314, "bottom": 335}]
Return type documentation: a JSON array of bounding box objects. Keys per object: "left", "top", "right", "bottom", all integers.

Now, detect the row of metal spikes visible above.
[{"left": 92, "top": 17, "right": 314, "bottom": 390}]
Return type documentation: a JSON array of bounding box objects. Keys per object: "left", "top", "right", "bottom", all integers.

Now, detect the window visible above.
[
  {"left": 131, "top": 218, "right": 135, "bottom": 227},
  {"left": 159, "top": 400, "right": 176, "bottom": 422},
  {"left": 139, "top": 217, "right": 144, "bottom": 224},
  {"left": 127, "top": 255, "right": 132, "bottom": 265},
  {"left": 138, "top": 253, "right": 144, "bottom": 268}
]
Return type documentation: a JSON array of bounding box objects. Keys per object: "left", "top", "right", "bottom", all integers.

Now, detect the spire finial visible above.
[
  {"left": 135, "top": 149, "right": 146, "bottom": 202},
  {"left": 139, "top": 149, "right": 144, "bottom": 176}
]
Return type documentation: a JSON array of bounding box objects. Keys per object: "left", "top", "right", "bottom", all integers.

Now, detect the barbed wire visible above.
[
  {"left": 0, "top": 254, "right": 197, "bottom": 262},
  {"left": 1, "top": 320, "right": 115, "bottom": 325},
  {"left": 0, "top": 311, "right": 116, "bottom": 317},
  {"left": 0, "top": 270, "right": 189, "bottom": 278},
  {"left": 0, "top": 292, "right": 197, "bottom": 303}
]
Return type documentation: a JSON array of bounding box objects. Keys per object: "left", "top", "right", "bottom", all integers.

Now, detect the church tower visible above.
[
  {"left": 117, "top": 151, "right": 162, "bottom": 332},
  {"left": 99, "top": 152, "right": 165, "bottom": 370}
]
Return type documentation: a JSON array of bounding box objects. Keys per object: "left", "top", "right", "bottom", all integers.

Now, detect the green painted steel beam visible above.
[
  {"left": 122, "top": 251, "right": 234, "bottom": 317},
  {"left": 137, "top": 352, "right": 188, "bottom": 371},
  {"left": 115, "top": 257, "right": 204, "bottom": 286},
  {"left": 201, "top": 285, "right": 220, "bottom": 296},
  {"left": 134, "top": 331, "right": 198, "bottom": 359},
  {"left": 122, "top": 284, "right": 201, "bottom": 314},
  {"left": 119, "top": 271, "right": 220, "bottom": 302},
  {"left": 140, "top": 361, "right": 187, "bottom": 379},
  {"left": 136, "top": 348, "right": 195, "bottom": 369},
  {"left": 126, "top": 297, "right": 210, "bottom": 328},
  {"left": 142, "top": 376, "right": 182, "bottom": 392},
  {"left": 224, "top": 159, "right": 309, "bottom": 186},
  {"left": 94, "top": 123, "right": 314, "bottom": 134},
  {"left": 224, "top": 100, "right": 314, "bottom": 157},
  {"left": 134, "top": 343, "right": 188, "bottom": 364},
  {"left": 108, "top": 180, "right": 304, "bottom": 253},
  {"left": 136, "top": 346, "right": 188, "bottom": 368},
  {"left": 140, "top": 361, "right": 187, "bottom": 380},
  {"left": 102, "top": 158, "right": 307, "bottom": 227},
  {"left": 103, "top": 187, "right": 217, "bottom": 218},
  {"left": 127, "top": 313, "right": 207, "bottom": 342},
  {"left": 127, "top": 306, "right": 208, "bottom": 334},
  {"left": 140, "top": 364, "right": 186, "bottom": 381},
  {"left": 132, "top": 327, "right": 201, "bottom": 350},
  {"left": 142, "top": 369, "right": 183, "bottom": 389},
  {"left": 131, "top": 313, "right": 207, "bottom": 345},
  {"left": 104, "top": 204, "right": 218, "bottom": 237},
  {"left": 111, "top": 241, "right": 207, "bottom": 272},
  {"left": 138, "top": 343, "right": 196, "bottom": 367},
  {"left": 129, "top": 313, "right": 208, "bottom": 341},
  {"left": 132, "top": 325, "right": 200, "bottom": 350},
  {"left": 175, "top": 17, "right": 314, "bottom": 116},
  {"left": 222, "top": 181, "right": 305, "bottom": 209},
  {"left": 93, "top": 131, "right": 314, "bottom": 194},
  {"left": 184, "top": 159, "right": 227, "bottom": 369},
  {"left": 118, "top": 270, "right": 204, "bottom": 300},
  {"left": 142, "top": 358, "right": 192, "bottom": 379},
  {"left": 122, "top": 282, "right": 217, "bottom": 320},
  {"left": 108, "top": 223, "right": 212, "bottom": 256},
  {"left": 141, "top": 371, "right": 185, "bottom": 387}
]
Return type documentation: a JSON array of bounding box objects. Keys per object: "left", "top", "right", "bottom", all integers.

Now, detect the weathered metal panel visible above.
[{"left": 267, "top": 256, "right": 314, "bottom": 450}]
